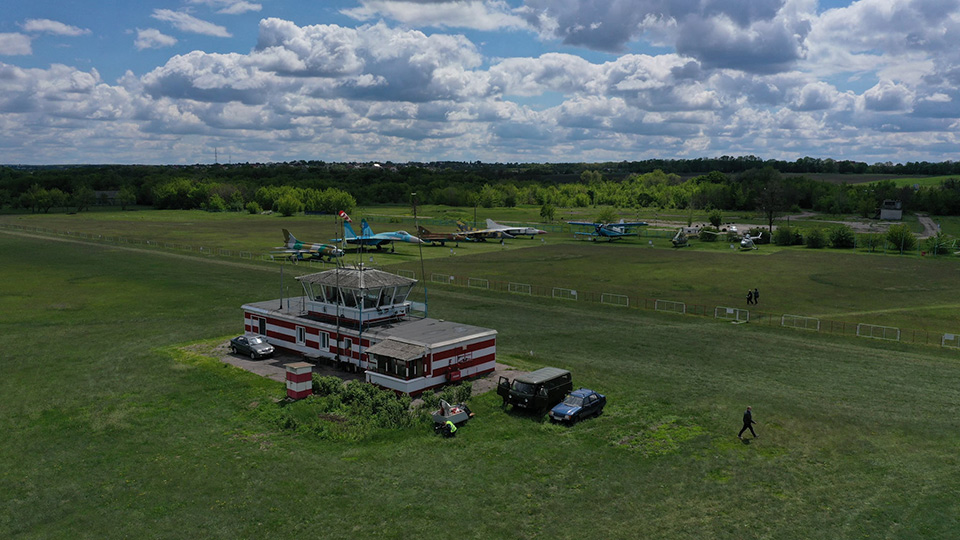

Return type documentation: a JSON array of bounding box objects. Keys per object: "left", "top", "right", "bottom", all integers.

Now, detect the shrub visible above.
[
  {"left": 708, "top": 209, "right": 722, "bottom": 228},
  {"left": 774, "top": 226, "right": 794, "bottom": 246},
  {"left": 860, "top": 233, "right": 884, "bottom": 252},
  {"left": 747, "top": 228, "right": 769, "bottom": 244},
  {"left": 829, "top": 224, "right": 855, "bottom": 249},
  {"left": 805, "top": 228, "right": 827, "bottom": 248},
  {"left": 277, "top": 194, "right": 304, "bottom": 217},
  {"left": 886, "top": 223, "right": 917, "bottom": 253},
  {"left": 699, "top": 226, "right": 719, "bottom": 242},
  {"left": 205, "top": 194, "right": 227, "bottom": 212},
  {"left": 245, "top": 201, "right": 262, "bottom": 215},
  {"left": 312, "top": 375, "right": 344, "bottom": 396},
  {"left": 924, "top": 232, "right": 954, "bottom": 255}
]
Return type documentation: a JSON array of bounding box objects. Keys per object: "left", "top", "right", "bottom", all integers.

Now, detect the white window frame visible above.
[{"left": 296, "top": 326, "right": 306, "bottom": 346}]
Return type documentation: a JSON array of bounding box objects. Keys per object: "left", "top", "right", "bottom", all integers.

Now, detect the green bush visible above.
[
  {"left": 805, "top": 228, "right": 827, "bottom": 249},
  {"left": 829, "top": 225, "right": 855, "bottom": 248},
  {"left": 924, "top": 232, "right": 954, "bottom": 255},
  {"left": 747, "top": 228, "right": 769, "bottom": 244},
  {"left": 205, "top": 194, "right": 227, "bottom": 212},
  {"left": 312, "top": 374, "right": 343, "bottom": 396},
  {"left": 263, "top": 378, "right": 421, "bottom": 440},
  {"left": 277, "top": 194, "right": 304, "bottom": 217},
  {"left": 708, "top": 209, "right": 722, "bottom": 228},
  {"left": 245, "top": 201, "right": 262, "bottom": 214},
  {"left": 774, "top": 226, "right": 794, "bottom": 246},
  {"left": 886, "top": 223, "right": 917, "bottom": 253},
  {"left": 860, "top": 233, "right": 884, "bottom": 252},
  {"left": 699, "top": 226, "right": 719, "bottom": 242}
]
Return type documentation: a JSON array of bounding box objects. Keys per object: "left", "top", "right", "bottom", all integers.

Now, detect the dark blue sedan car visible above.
[{"left": 548, "top": 388, "right": 606, "bottom": 424}]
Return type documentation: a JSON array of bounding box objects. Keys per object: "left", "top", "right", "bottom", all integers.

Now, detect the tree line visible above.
[{"left": 1, "top": 159, "right": 959, "bottom": 217}]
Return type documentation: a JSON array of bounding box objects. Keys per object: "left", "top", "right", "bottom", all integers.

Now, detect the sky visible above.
[{"left": 1, "top": 0, "right": 959, "bottom": 165}]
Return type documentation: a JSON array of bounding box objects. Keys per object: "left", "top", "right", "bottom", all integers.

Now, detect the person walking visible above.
[
  {"left": 746, "top": 290, "right": 754, "bottom": 305},
  {"left": 738, "top": 406, "right": 758, "bottom": 439},
  {"left": 753, "top": 288, "right": 759, "bottom": 305}
]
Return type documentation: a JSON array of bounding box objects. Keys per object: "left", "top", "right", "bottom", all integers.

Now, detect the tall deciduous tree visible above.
[{"left": 750, "top": 167, "right": 787, "bottom": 232}]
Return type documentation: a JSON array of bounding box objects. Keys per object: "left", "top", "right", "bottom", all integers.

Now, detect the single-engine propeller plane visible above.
[
  {"left": 570, "top": 219, "right": 648, "bottom": 241},
  {"left": 334, "top": 218, "right": 424, "bottom": 252},
  {"left": 274, "top": 229, "right": 345, "bottom": 262}
]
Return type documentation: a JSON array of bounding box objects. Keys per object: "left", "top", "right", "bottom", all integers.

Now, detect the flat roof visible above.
[{"left": 242, "top": 296, "right": 497, "bottom": 346}]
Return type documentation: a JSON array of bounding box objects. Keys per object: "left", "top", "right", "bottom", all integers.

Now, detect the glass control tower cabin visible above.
[{"left": 241, "top": 265, "right": 497, "bottom": 396}]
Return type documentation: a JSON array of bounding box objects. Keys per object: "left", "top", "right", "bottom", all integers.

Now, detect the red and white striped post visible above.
[{"left": 285, "top": 362, "right": 313, "bottom": 400}]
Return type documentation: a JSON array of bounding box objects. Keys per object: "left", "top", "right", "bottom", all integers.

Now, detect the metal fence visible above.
[{"left": 3, "top": 221, "right": 957, "bottom": 350}]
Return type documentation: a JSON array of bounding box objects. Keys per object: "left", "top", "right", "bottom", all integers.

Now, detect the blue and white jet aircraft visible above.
[{"left": 334, "top": 218, "right": 424, "bottom": 251}]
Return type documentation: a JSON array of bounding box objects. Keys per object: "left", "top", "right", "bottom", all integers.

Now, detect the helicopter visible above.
[
  {"left": 699, "top": 226, "right": 760, "bottom": 250},
  {"left": 671, "top": 228, "right": 690, "bottom": 247}
]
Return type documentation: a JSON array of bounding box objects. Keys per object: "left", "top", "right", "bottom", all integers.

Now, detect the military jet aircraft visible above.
[
  {"left": 415, "top": 226, "right": 468, "bottom": 246},
  {"left": 334, "top": 218, "right": 424, "bottom": 252},
  {"left": 273, "top": 229, "right": 345, "bottom": 262},
  {"left": 483, "top": 219, "right": 547, "bottom": 239}
]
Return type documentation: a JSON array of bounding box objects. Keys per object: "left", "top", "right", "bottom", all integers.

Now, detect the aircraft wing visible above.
[{"left": 568, "top": 221, "right": 600, "bottom": 227}]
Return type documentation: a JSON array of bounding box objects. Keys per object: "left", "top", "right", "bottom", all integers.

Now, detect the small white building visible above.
[
  {"left": 879, "top": 199, "right": 903, "bottom": 220},
  {"left": 241, "top": 266, "right": 496, "bottom": 395}
]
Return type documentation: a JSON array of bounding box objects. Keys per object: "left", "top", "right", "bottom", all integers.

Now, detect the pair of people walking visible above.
[{"left": 746, "top": 287, "right": 759, "bottom": 305}]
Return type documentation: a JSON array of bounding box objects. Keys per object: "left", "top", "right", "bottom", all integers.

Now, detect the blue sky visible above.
[{"left": 1, "top": 0, "right": 959, "bottom": 165}]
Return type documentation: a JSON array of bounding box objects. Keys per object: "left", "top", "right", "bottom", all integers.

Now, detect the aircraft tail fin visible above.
[
  {"left": 485, "top": 218, "right": 499, "bottom": 228},
  {"left": 343, "top": 221, "right": 358, "bottom": 239},
  {"left": 361, "top": 218, "right": 375, "bottom": 237},
  {"left": 417, "top": 225, "right": 430, "bottom": 235},
  {"left": 282, "top": 228, "right": 296, "bottom": 247},
  {"left": 455, "top": 220, "right": 469, "bottom": 231}
]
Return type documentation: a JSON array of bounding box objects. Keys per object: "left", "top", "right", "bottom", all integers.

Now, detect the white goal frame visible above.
[
  {"left": 856, "top": 323, "right": 900, "bottom": 341},
  {"left": 602, "top": 293, "right": 629, "bottom": 307},
  {"left": 715, "top": 306, "right": 749, "bottom": 322},
  {"left": 553, "top": 287, "right": 577, "bottom": 301},
  {"left": 781, "top": 314, "right": 820, "bottom": 331},
  {"left": 655, "top": 300, "right": 686, "bottom": 314}
]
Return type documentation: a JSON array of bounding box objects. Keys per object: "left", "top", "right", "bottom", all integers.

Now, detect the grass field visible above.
[{"left": 3, "top": 213, "right": 960, "bottom": 539}]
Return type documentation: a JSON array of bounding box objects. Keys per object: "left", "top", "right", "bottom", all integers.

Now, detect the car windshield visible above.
[
  {"left": 512, "top": 381, "right": 535, "bottom": 394},
  {"left": 562, "top": 395, "right": 584, "bottom": 407},
  {"left": 248, "top": 336, "right": 265, "bottom": 344}
]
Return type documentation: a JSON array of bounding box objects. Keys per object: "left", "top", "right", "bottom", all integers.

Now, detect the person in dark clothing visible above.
[
  {"left": 746, "top": 290, "right": 754, "bottom": 305},
  {"left": 753, "top": 288, "right": 759, "bottom": 305},
  {"left": 738, "top": 406, "right": 758, "bottom": 439}
]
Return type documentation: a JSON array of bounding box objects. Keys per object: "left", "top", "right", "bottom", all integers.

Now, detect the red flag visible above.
[{"left": 338, "top": 210, "right": 352, "bottom": 223}]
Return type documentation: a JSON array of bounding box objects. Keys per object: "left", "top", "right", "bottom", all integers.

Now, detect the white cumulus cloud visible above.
[
  {"left": 188, "top": 0, "right": 263, "bottom": 15},
  {"left": 151, "top": 9, "right": 232, "bottom": 38},
  {"left": 21, "top": 19, "right": 91, "bottom": 37},
  {"left": 343, "top": 0, "right": 528, "bottom": 31},
  {"left": 0, "top": 33, "right": 32, "bottom": 55},
  {"left": 135, "top": 29, "right": 178, "bottom": 50}
]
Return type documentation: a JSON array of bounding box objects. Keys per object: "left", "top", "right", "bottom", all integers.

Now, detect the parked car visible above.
[
  {"left": 548, "top": 388, "right": 606, "bottom": 424},
  {"left": 497, "top": 367, "right": 573, "bottom": 415},
  {"left": 230, "top": 334, "right": 275, "bottom": 359}
]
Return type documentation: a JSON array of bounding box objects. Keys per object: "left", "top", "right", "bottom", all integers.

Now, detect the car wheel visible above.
[
  {"left": 230, "top": 346, "right": 236, "bottom": 354},
  {"left": 250, "top": 352, "right": 256, "bottom": 359}
]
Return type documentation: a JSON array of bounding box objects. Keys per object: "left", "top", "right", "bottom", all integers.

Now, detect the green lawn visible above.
[{"left": 3, "top": 223, "right": 960, "bottom": 539}]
